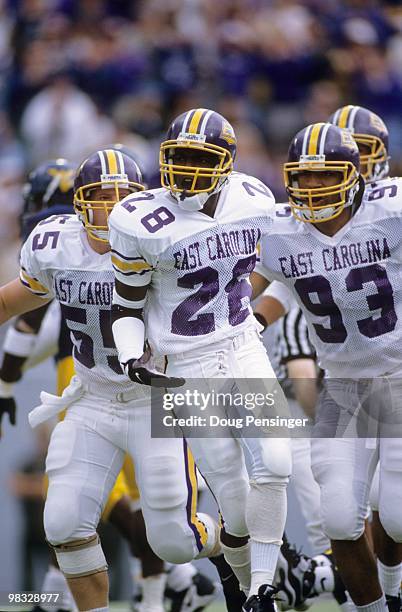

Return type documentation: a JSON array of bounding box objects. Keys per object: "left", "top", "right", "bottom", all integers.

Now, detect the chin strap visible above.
[
  {"left": 176, "top": 191, "right": 210, "bottom": 211},
  {"left": 90, "top": 228, "right": 109, "bottom": 241}
]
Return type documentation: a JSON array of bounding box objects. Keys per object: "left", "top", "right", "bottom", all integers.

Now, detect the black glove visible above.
[
  {"left": 0, "top": 396, "right": 17, "bottom": 436},
  {"left": 122, "top": 347, "right": 185, "bottom": 388},
  {"left": 123, "top": 360, "right": 185, "bottom": 387}
]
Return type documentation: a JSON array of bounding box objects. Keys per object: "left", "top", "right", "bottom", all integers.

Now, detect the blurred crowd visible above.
[{"left": 0, "top": 0, "right": 402, "bottom": 281}]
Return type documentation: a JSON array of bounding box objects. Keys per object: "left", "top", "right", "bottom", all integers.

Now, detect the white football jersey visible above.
[
  {"left": 255, "top": 177, "right": 402, "bottom": 377},
  {"left": 20, "top": 214, "right": 148, "bottom": 396},
  {"left": 109, "top": 172, "right": 275, "bottom": 355}
]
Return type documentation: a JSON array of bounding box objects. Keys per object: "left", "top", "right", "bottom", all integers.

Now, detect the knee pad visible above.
[
  {"left": 141, "top": 455, "right": 187, "bottom": 511},
  {"left": 146, "top": 521, "right": 197, "bottom": 564},
  {"left": 44, "top": 485, "right": 81, "bottom": 544},
  {"left": 379, "top": 507, "right": 402, "bottom": 543},
  {"left": 260, "top": 438, "right": 292, "bottom": 480},
  {"left": 215, "top": 477, "right": 249, "bottom": 538},
  {"left": 52, "top": 534, "right": 107, "bottom": 578},
  {"left": 320, "top": 492, "right": 364, "bottom": 541}
]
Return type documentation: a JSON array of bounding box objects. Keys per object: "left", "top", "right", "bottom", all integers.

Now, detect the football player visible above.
[
  {"left": 0, "top": 158, "right": 219, "bottom": 612},
  {"left": 108, "top": 108, "right": 292, "bottom": 612},
  {"left": 256, "top": 105, "right": 392, "bottom": 335},
  {"left": 0, "top": 149, "right": 222, "bottom": 612},
  {"left": 251, "top": 122, "right": 402, "bottom": 612},
  {"left": 328, "top": 105, "right": 402, "bottom": 611}
]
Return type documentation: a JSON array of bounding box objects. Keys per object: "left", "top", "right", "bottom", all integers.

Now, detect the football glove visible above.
[{"left": 122, "top": 348, "right": 185, "bottom": 388}]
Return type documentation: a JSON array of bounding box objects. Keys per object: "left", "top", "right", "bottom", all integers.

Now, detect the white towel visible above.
[{"left": 28, "top": 376, "right": 84, "bottom": 428}]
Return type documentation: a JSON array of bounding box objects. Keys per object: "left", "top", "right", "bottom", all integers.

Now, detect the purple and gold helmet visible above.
[
  {"left": 74, "top": 148, "right": 144, "bottom": 241},
  {"left": 160, "top": 108, "right": 236, "bottom": 197},
  {"left": 328, "top": 105, "right": 389, "bottom": 183},
  {"left": 284, "top": 122, "right": 360, "bottom": 224}
]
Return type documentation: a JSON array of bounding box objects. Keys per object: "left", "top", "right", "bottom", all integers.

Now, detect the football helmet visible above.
[
  {"left": 74, "top": 148, "right": 144, "bottom": 241},
  {"left": 284, "top": 122, "right": 360, "bottom": 223},
  {"left": 107, "top": 142, "right": 148, "bottom": 187},
  {"left": 21, "top": 158, "right": 75, "bottom": 240},
  {"left": 328, "top": 105, "right": 389, "bottom": 182},
  {"left": 160, "top": 108, "right": 236, "bottom": 211}
]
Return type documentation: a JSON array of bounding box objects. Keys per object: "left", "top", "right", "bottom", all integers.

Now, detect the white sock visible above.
[
  {"left": 166, "top": 562, "right": 196, "bottom": 591},
  {"left": 340, "top": 595, "right": 358, "bottom": 612},
  {"left": 140, "top": 573, "right": 167, "bottom": 611},
  {"left": 250, "top": 541, "right": 280, "bottom": 596},
  {"left": 41, "top": 565, "right": 75, "bottom": 611},
  {"left": 377, "top": 560, "right": 402, "bottom": 597},
  {"left": 86, "top": 608, "right": 109, "bottom": 612},
  {"left": 356, "top": 594, "right": 387, "bottom": 612},
  {"left": 221, "top": 541, "right": 251, "bottom": 594}
]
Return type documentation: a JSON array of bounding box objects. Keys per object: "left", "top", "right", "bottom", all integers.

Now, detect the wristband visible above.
[
  {"left": 0, "top": 379, "right": 15, "bottom": 397},
  {"left": 3, "top": 326, "right": 37, "bottom": 357}
]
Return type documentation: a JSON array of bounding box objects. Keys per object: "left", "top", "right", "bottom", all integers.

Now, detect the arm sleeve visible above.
[
  {"left": 19, "top": 239, "right": 54, "bottom": 300},
  {"left": 280, "top": 307, "right": 315, "bottom": 364}
]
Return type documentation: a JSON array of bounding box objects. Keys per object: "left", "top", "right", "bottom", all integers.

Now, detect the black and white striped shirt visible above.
[{"left": 273, "top": 307, "right": 316, "bottom": 398}]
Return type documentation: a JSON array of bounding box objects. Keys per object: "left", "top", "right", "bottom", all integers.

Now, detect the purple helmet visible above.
[
  {"left": 284, "top": 122, "right": 360, "bottom": 224},
  {"left": 21, "top": 158, "right": 75, "bottom": 240},
  {"left": 328, "top": 105, "right": 389, "bottom": 182},
  {"left": 74, "top": 148, "right": 144, "bottom": 241},
  {"left": 160, "top": 108, "right": 236, "bottom": 199}
]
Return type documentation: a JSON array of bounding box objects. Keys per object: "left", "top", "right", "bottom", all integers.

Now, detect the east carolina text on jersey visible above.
[
  {"left": 256, "top": 177, "right": 402, "bottom": 377},
  {"left": 109, "top": 172, "right": 276, "bottom": 356}
]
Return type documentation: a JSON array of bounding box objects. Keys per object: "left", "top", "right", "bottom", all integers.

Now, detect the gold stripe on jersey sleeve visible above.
[
  {"left": 338, "top": 106, "right": 353, "bottom": 128},
  {"left": 188, "top": 109, "right": 206, "bottom": 134},
  {"left": 308, "top": 123, "right": 323, "bottom": 155},
  {"left": 20, "top": 270, "right": 49, "bottom": 295},
  {"left": 111, "top": 255, "right": 152, "bottom": 273}
]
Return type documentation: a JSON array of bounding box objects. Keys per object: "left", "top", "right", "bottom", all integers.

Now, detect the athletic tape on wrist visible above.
[
  {"left": 3, "top": 327, "right": 37, "bottom": 357},
  {"left": 112, "top": 316, "right": 145, "bottom": 364},
  {"left": 0, "top": 379, "right": 15, "bottom": 397}
]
